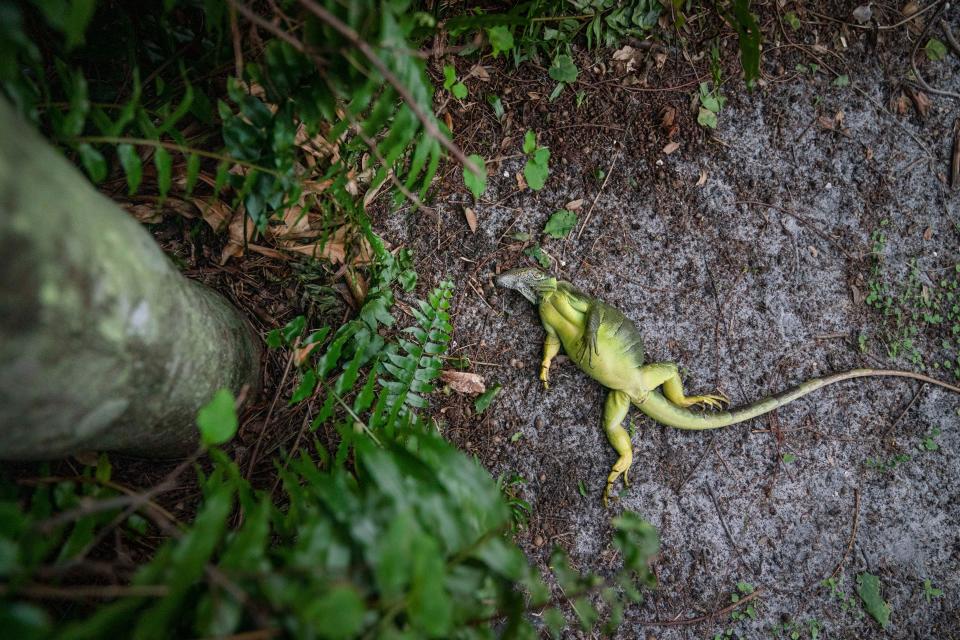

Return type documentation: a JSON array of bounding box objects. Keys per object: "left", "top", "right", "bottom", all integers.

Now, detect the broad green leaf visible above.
[
  {"left": 522, "top": 130, "right": 537, "bottom": 154},
  {"left": 304, "top": 587, "right": 365, "bottom": 639},
  {"left": 452, "top": 82, "right": 468, "bottom": 99},
  {"left": 832, "top": 74, "right": 850, "bottom": 87},
  {"left": 549, "top": 54, "right": 578, "bottom": 84},
  {"left": 697, "top": 107, "right": 718, "bottom": 129},
  {"left": 487, "top": 94, "right": 505, "bottom": 120},
  {"left": 487, "top": 26, "right": 514, "bottom": 57},
  {"left": 282, "top": 315, "right": 307, "bottom": 343},
  {"left": 196, "top": 389, "right": 238, "bottom": 446},
  {"left": 116, "top": 144, "right": 142, "bottom": 195},
  {"left": 77, "top": 143, "right": 106, "bottom": 183},
  {"left": 154, "top": 146, "right": 172, "bottom": 201},
  {"left": 857, "top": 572, "right": 891, "bottom": 628},
  {"left": 289, "top": 369, "right": 317, "bottom": 404},
  {"left": 523, "top": 150, "right": 550, "bottom": 191},
  {"left": 925, "top": 38, "right": 947, "bottom": 61},
  {"left": 442, "top": 64, "right": 456, "bottom": 90},
  {"left": 463, "top": 153, "right": 486, "bottom": 199},
  {"left": 523, "top": 244, "right": 551, "bottom": 269},
  {"left": 474, "top": 384, "right": 501, "bottom": 413},
  {"left": 784, "top": 11, "right": 800, "bottom": 29},
  {"left": 731, "top": 0, "right": 761, "bottom": 86},
  {"left": 544, "top": 210, "right": 577, "bottom": 238}
]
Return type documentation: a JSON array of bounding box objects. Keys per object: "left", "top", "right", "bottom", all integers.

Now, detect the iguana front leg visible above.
[
  {"left": 576, "top": 303, "right": 603, "bottom": 367},
  {"left": 540, "top": 325, "right": 561, "bottom": 389},
  {"left": 602, "top": 390, "right": 632, "bottom": 506}
]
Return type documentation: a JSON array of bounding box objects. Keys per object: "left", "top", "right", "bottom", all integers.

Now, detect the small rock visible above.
[
  {"left": 510, "top": 358, "right": 525, "bottom": 369},
  {"left": 534, "top": 534, "right": 545, "bottom": 547},
  {"left": 535, "top": 417, "right": 545, "bottom": 429}
]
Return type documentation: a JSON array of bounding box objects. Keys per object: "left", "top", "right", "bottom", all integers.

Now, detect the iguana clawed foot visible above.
[
  {"left": 676, "top": 392, "right": 729, "bottom": 410},
  {"left": 602, "top": 455, "right": 632, "bottom": 507}
]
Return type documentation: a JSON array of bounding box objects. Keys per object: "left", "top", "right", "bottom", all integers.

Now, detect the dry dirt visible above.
[{"left": 380, "top": 5, "right": 960, "bottom": 638}]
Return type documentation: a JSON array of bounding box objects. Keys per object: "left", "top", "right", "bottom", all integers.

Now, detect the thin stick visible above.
[
  {"left": 828, "top": 488, "right": 860, "bottom": 580},
  {"left": 575, "top": 149, "right": 620, "bottom": 241},
  {"left": 641, "top": 588, "right": 762, "bottom": 626},
  {"left": 246, "top": 350, "right": 295, "bottom": 480}
]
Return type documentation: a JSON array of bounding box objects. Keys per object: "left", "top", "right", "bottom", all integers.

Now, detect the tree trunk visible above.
[{"left": 0, "top": 100, "right": 261, "bottom": 459}]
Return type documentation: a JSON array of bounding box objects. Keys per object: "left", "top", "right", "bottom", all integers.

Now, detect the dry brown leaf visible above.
[
  {"left": 280, "top": 225, "right": 373, "bottom": 265},
  {"left": 910, "top": 90, "right": 931, "bottom": 118},
  {"left": 468, "top": 64, "right": 490, "bottom": 81},
  {"left": 515, "top": 171, "right": 528, "bottom": 190},
  {"left": 444, "top": 111, "right": 454, "bottom": 134},
  {"left": 612, "top": 45, "right": 638, "bottom": 74},
  {"left": 440, "top": 370, "right": 486, "bottom": 395},
  {"left": 902, "top": 1, "right": 920, "bottom": 16},
  {"left": 126, "top": 203, "right": 164, "bottom": 224},
  {"left": 192, "top": 198, "right": 233, "bottom": 233},
  {"left": 817, "top": 115, "right": 836, "bottom": 130},
  {"left": 662, "top": 141, "right": 680, "bottom": 155},
  {"left": 565, "top": 198, "right": 584, "bottom": 211},
  {"left": 464, "top": 206, "right": 478, "bottom": 233},
  {"left": 653, "top": 51, "right": 667, "bottom": 69},
  {"left": 923, "top": 226, "right": 934, "bottom": 241},
  {"left": 695, "top": 168, "right": 708, "bottom": 186},
  {"left": 660, "top": 106, "right": 676, "bottom": 128},
  {"left": 892, "top": 92, "right": 911, "bottom": 115},
  {"left": 293, "top": 341, "right": 323, "bottom": 366},
  {"left": 220, "top": 207, "right": 255, "bottom": 265}
]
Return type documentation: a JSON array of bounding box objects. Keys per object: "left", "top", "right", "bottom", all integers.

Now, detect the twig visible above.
[
  {"left": 246, "top": 349, "right": 295, "bottom": 480},
  {"left": 706, "top": 484, "right": 757, "bottom": 576},
  {"left": 574, "top": 147, "right": 620, "bottom": 241},
  {"left": 827, "top": 488, "right": 861, "bottom": 580},
  {"left": 641, "top": 588, "right": 763, "bottom": 626},
  {"left": 951, "top": 118, "right": 960, "bottom": 189},
  {"left": 908, "top": 1, "right": 960, "bottom": 100},
  {"left": 35, "top": 450, "right": 201, "bottom": 532},
  {"left": 736, "top": 200, "right": 852, "bottom": 259},
  {"left": 879, "top": 383, "right": 926, "bottom": 442},
  {"left": 228, "top": 4, "right": 245, "bottom": 79}
]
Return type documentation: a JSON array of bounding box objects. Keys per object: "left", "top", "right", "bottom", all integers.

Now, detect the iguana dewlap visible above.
[{"left": 495, "top": 267, "right": 960, "bottom": 505}]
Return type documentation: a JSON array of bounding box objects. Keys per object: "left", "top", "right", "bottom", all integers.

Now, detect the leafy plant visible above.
[
  {"left": 464, "top": 153, "right": 487, "bottom": 199},
  {"left": 697, "top": 81, "right": 726, "bottom": 129},
  {"left": 442, "top": 65, "right": 468, "bottom": 99},
  {"left": 922, "top": 579, "right": 943, "bottom": 602},
  {"left": 544, "top": 209, "right": 577, "bottom": 238},
  {"left": 474, "top": 384, "right": 502, "bottom": 413},
  {"left": 925, "top": 38, "right": 947, "bottom": 61},
  {"left": 524, "top": 243, "right": 553, "bottom": 269},
  {"left": 522, "top": 130, "right": 550, "bottom": 190}
]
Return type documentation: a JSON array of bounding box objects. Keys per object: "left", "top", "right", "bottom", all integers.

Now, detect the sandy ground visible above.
[{"left": 380, "top": 7, "right": 960, "bottom": 638}]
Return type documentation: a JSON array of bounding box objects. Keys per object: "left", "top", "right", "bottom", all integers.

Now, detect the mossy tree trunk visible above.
[{"left": 0, "top": 100, "right": 261, "bottom": 459}]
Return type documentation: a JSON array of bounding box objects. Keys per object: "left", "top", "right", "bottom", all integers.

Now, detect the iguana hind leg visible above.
[
  {"left": 602, "top": 389, "right": 632, "bottom": 506},
  {"left": 539, "top": 327, "right": 561, "bottom": 389},
  {"left": 638, "top": 363, "right": 729, "bottom": 410}
]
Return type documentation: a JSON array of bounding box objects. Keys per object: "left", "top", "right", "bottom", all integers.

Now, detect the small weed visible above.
[
  {"left": 822, "top": 575, "right": 865, "bottom": 620},
  {"left": 918, "top": 428, "right": 941, "bottom": 452},
  {"left": 772, "top": 617, "right": 822, "bottom": 640},
  {"left": 922, "top": 579, "right": 944, "bottom": 603},
  {"left": 523, "top": 243, "right": 552, "bottom": 269},
  {"left": 521, "top": 130, "right": 550, "bottom": 190},
  {"left": 510, "top": 430, "right": 524, "bottom": 443},
  {"left": 442, "top": 64, "right": 468, "bottom": 99},
  {"left": 865, "top": 453, "right": 912, "bottom": 474},
  {"left": 782, "top": 453, "right": 797, "bottom": 464},
  {"left": 578, "top": 479, "right": 588, "bottom": 497},
  {"left": 730, "top": 582, "right": 757, "bottom": 622}
]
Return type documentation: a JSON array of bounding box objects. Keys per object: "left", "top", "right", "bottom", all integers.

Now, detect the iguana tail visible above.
[{"left": 634, "top": 368, "right": 960, "bottom": 431}]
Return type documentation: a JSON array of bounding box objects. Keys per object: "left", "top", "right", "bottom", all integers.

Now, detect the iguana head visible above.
[{"left": 495, "top": 267, "right": 557, "bottom": 304}]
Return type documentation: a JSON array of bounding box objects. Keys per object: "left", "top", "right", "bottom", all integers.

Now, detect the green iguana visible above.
[{"left": 495, "top": 267, "right": 960, "bottom": 505}]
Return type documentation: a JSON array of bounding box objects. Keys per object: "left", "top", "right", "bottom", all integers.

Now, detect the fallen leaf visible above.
[
  {"left": 908, "top": 89, "right": 931, "bottom": 118},
  {"left": 293, "top": 341, "right": 322, "bottom": 366},
  {"left": 612, "top": 45, "right": 640, "bottom": 73},
  {"left": 125, "top": 203, "right": 163, "bottom": 224},
  {"left": 565, "top": 198, "right": 584, "bottom": 211},
  {"left": 892, "top": 92, "right": 911, "bottom": 115},
  {"left": 464, "top": 206, "right": 478, "bottom": 233},
  {"left": 468, "top": 64, "right": 490, "bottom": 81},
  {"left": 192, "top": 198, "right": 233, "bottom": 233},
  {"left": 660, "top": 106, "right": 676, "bottom": 128},
  {"left": 852, "top": 4, "right": 872, "bottom": 23},
  {"left": 653, "top": 51, "right": 667, "bottom": 69},
  {"left": 865, "top": 146, "right": 875, "bottom": 161},
  {"left": 902, "top": 1, "right": 919, "bottom": 17},
  {"left": 220, "top": 207, "right": 254, "bottom": 265},
  {"left": 662, "top": 141, "right": 680, "bottom": 155},
  {"left": 695, "top": 168, "right": 708, "bottom": 186},
  {"left": 440, "top": 370, "right": 486, "bottom": 395},
  {"left": 817, "top": 115, "right": 836, "bottom": 130},
  {"left": 444, "top": 111, "right": 454, "bottom": 134},
  {"left": 923, "top": 226, "right": 933, "bottom": 240},
  {"left": 515, "top": 171, "right": 528, "bottom": 190}
]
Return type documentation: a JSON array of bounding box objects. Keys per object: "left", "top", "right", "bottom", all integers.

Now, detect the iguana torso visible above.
[{"left": 497, "top": 267, "right": 960, "bottom": 505}]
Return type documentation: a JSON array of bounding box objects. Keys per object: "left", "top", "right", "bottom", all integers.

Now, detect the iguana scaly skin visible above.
[{"left": 495, "top": 267, "right": 960, "bottom": 505}]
